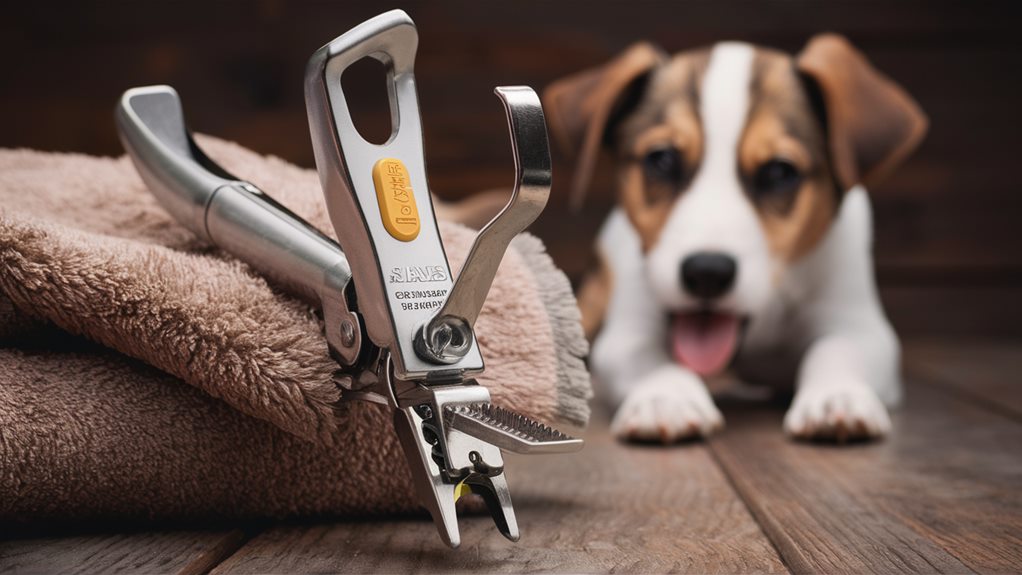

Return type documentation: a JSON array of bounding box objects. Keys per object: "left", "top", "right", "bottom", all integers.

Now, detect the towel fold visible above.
[{"left": 0, "top": 138, "right": 589, "bottom": 524}]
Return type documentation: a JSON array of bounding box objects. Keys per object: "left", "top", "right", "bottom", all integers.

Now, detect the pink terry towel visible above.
[{"left": 0, "top": 137, "right": 590, "bottom": 524}]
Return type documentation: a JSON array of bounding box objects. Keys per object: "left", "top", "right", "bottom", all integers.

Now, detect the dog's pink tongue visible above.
[{"left": 671, "top": 312, "right": 740, "bottom": 375}]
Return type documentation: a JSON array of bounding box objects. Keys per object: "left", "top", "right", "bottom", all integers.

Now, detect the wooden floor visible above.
[{"left": 2, "top": 339, "right": 1020, "bottom": 574}]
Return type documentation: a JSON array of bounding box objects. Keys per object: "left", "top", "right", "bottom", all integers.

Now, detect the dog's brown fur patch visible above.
[
  {"left": 796, "top": 34, "right": 929, "bottom": 191},
  {"left": 742, "top": 50, "right": 838, "bottom": 261},
  {"left": 615, "top": 52, "right": 710, "bottom": 250},
  {"left": 576, "top": 249, "right": 614, "bottom": 339}
]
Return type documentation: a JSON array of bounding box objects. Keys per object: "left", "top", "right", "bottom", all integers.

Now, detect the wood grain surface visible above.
[
  {"left": 210, "top": 416, "right": 786, "bottom": 574},
  {"left": 0, "top": 530, "right": 248, "bottom": 575},
  {"left": 905, "top": 340, "right": 1022, "bottom": 419},
  {"left": 2, "top": 344, "right": 1019, "bottom": 573},
  {"left": 709, "top": 377, "right": 1022, "bottom": 573}
]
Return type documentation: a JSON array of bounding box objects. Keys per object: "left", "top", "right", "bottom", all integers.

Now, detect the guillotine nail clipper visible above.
[{"left": 115, "top": 9, "right": 582, "bottom": 547}]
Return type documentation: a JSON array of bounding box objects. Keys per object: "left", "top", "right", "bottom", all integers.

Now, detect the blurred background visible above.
[{"left": 3, "top": 0, "right": 1019, "bottom": 339}]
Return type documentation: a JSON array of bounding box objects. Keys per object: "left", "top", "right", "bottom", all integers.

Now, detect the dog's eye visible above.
[
  {"left": 643, "top": 148, "right": 684, "bottom": 184},
  {"left": 753, "top": 159, "right": 802, "bottom": 197}
]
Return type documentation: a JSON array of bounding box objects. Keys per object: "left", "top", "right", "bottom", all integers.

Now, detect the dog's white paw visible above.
[
  {"left": 784, "top": 381, "right": 891, "bottom": 441},
  {"left": 611, "top": 367, "right": 723, "bottom": 443}
]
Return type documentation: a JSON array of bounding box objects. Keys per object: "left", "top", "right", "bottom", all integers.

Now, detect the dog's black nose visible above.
[{"left": 681, "top": 252, "right": 737, "bottom": 299}]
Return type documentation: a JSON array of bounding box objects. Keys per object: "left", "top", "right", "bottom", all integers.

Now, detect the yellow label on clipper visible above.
[
  {"left": 454, "top": 480, "right": 471, "bottom": 503},
  {"left": 372, "top": 158, "right": 420, "bottom": 241}
]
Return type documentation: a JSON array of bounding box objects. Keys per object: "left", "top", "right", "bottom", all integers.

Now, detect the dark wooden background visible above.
[{"left": 3, "top": 0, "right": 1019, "bottom": 338}]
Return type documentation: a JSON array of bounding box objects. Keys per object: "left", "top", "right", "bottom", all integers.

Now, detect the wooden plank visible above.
[
  {"left": 880, "top": 284, "right": 1022, "bottom": 339},
  {"left": 3, "top": 1, "right": 1020, "bottom": 173},
  {"left": 904, "top": 340, "right": 1022, "bottom": 419},
  {"left": 708, "top": 376, "right": 1022, "bottom": 574},
  {"left": 211, "top": 414, "right": 787, "bottom": 574},
  {"left": 0, "top": 529, "right": 248, "bottom": 575}
]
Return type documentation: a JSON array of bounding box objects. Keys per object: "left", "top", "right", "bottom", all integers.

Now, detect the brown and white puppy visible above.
[{"left": 543, "top": 35, "right": 927, "bottom": 442}]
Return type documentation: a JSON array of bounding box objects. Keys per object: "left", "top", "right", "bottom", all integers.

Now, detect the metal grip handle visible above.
[
  {"left": 305, "top": 10, "right": 480, "bottom": 380},
  {"left": 416, "top": 87, "right": 552, "bottom": 364},
  {"left": 441, "top": 87, "right": 552, "bottom": 328},
  {"left": 116, "top": 85, "right": 231, "bottom": 239},
  {"left": 116, "top": 85, "right": 361, "bottom": 366}
]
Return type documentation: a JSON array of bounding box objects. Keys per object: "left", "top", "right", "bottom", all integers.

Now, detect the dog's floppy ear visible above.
[
  {"left": 797, "top": 34, "right": 928, "bottom": 190},
  {"left": 543, "top": 42, "right": 665, "bottom": 209}
]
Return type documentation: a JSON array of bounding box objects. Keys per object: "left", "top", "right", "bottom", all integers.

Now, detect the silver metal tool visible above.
[{"left": 116, "top": 9, "right": 582, "bottom": 548}]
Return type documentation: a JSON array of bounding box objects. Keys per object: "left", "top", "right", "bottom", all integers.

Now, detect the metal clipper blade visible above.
[{"left": 444, "top": 403, "right": 584, "bottom": 454}]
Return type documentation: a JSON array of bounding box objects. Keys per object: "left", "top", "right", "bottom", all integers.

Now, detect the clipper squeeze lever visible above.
[{"left": 117, "top": 9, "right": 582, "bottom": 548}]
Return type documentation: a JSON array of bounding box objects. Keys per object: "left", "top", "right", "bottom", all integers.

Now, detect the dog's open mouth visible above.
[{"left": 670, "top": 311, "right": 743, "bottom": 376}]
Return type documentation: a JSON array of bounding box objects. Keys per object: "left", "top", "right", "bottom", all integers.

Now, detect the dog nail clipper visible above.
[{"left": 116, "top": 9, "right": 582, "bottom": 548}]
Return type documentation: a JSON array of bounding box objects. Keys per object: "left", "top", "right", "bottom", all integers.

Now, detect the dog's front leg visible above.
[
  {"left": 609, "top": 364, "right": 724, "bottom": 443},
  {"left": 784, "top": 328, "right": 901, "bottom": 440}
]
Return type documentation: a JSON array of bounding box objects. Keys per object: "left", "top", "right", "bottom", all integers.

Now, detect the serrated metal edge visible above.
[{"left": 444, "top": 402, "right": 574, "bottom": 443}]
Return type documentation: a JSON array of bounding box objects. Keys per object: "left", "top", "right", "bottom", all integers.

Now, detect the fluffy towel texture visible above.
[{"left": 0, "top": 138, "right": 589, "bottom": 524}]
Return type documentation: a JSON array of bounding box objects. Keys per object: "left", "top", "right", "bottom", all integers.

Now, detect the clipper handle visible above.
[
  {"left": 116, "top": 86, "right": 231, "bottom": 239},
  {"left": 416, "top": 87, "right": 551, "bottom": 364},
  {"left": 305, "top": 11, "right": 553, "bottom": 377},
  {"left": 116, "top": 85, "right": 361, "bottom": 366},
  {"left": 305, "top": 10, "right": 482, "bottom": 380}
]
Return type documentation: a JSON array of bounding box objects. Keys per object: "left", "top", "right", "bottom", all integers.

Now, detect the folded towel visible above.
[{"left": 0, "top": 138, "right": 589, "bottom": 524}]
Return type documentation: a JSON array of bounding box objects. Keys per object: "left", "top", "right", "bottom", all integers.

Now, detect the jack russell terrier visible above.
[{"left": 542, "top": 34, "right": 927, "bottom": 442}]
